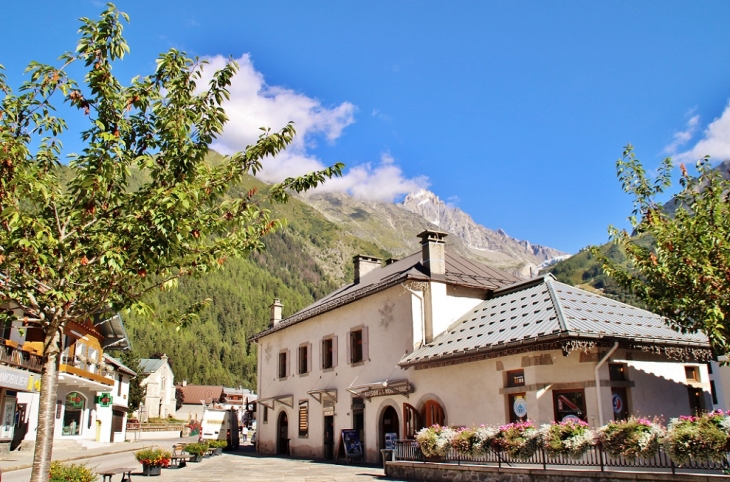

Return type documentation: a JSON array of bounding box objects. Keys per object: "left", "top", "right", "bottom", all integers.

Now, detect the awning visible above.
[
  {"left": 307, "top": 388, "right": 337, "bottom": 404},
  {"left": 95, "top": 313, "right": 131, "bottom": 351},
  {"left": 257, "top": 394, "right": 293, "bottom": 409},
  {"left": 346, "top": 379, "right": 413, "bottom": 400}
]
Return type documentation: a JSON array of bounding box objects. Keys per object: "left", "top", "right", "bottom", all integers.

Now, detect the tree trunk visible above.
[{"left": 30, "top": 328, "right": 62, "bottom": 482}]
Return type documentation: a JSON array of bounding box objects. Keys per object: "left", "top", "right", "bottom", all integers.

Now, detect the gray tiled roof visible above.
[
  {"left": 138, "top": 358, "right": 166, "bottom": 374},
  {"left": 400, "top": 275, "right": 710, "bottom": 366},
  {"left": 252, "top": 250, "right": 521, "bottom": 340}
]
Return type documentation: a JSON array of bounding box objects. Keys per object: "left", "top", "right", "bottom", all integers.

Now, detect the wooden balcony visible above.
[
  {"left": 0, "top": 339, "right": 43, "bottom": 373},
  {"left": 60, "top": 355, "right": 114, "bottom": 387}
]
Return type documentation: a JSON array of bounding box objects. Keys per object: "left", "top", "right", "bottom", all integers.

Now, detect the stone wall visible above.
[{"left": 385, "top": 461, "right": 726, "bottom": 482}]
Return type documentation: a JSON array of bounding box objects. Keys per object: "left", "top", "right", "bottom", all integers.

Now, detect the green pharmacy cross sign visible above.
[{"left": 96, "top": 393, "right": 113, "bottom": 407}]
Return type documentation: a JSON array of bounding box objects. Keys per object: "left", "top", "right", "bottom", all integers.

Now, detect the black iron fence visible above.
[{"left": 393, "top": 440, "right": 730, "bottom": 476}]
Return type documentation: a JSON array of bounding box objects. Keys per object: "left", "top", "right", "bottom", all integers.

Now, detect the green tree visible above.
[
  {"left": 593, "top": 145, "right": 730, "bottom": 356},
  {"left": 118, "top": 349, "right": 145, "bottom": 414},
  {"left": 0, "top": 6, "right": 342, "bottom": 481}
]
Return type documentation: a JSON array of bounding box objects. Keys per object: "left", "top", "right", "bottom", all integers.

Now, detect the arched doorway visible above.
[
  {"left": 63, "top": 392, "right": 86, "bottom": 436},
  {"left": 381, "top": 406, "right": 399, "bottom": 449},
  {"left": 277, "top": 411, "right": 289, "bottom": 455}
]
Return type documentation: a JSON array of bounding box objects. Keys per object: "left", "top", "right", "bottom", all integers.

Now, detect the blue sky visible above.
[{"left": 2, "top": 1, "right": 729, "bottom": 254}]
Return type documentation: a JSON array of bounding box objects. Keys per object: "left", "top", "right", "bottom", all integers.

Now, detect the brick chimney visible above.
[
  {"left": 353, "top": 255, "right": 382, "bottom": 284},
  {"left": 418, "top": 230, "right": 448, "bottom": 279},
  {"left": 269, "top": 298, "right": 283, "bottom": 327}
]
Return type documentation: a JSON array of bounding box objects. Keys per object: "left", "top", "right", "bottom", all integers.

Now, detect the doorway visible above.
[
  {"left": 323, "top": 415, "right": 334, "bottom": 460},
  {"left": 381, "top": 406, "right": 399, "bottom": 449},
  {"left": 63, "top": 392, "right": 85, "bottom": 436},
  {"left": 277, "top": 411, "right": 289, "bottom": 455}
]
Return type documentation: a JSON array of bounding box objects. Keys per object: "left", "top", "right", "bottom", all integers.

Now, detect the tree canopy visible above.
[
  {"left": 0, "top": 5, "right": 341, "bottom": 480},
  {"left": 594, "top": 145, "right": 730, "bottom": 357}
]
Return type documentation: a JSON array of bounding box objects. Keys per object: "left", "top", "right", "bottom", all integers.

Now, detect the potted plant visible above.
[
  {"left": 450, "top": 427, "right": 478, "bottom": 458},
  {"left": 208, "top": 439, "right": 227, "bottom": 455},
  {"left": 664, "top": 410, "right": 730, "bottom": 465},
  {"left": 415, "top": 425, "right": 455, "bottom": 459},
  {"left": 540, "top": 419, "right": 594, "bottom": 459},
  {"left": 184, "top": 442, "right": 210, "bottom": 462},
  {"left": 598, "top": 416, "right": 664, "bottom": 460},
  {"left": 134, "top": 447, "right": 171, "bottom": 476},
  {"left": 493, "top": 421, "right": 540, "bottom": 460}
]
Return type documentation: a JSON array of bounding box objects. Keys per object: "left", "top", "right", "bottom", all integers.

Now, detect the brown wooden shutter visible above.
[
  {"left": 346, "top": 331, "right": 352, "bottom": 364},
  {"left": 306, "top": 342, "right": 312, "bottom": 373},
  {"left": 332, "top": 336, "right": 338, "bottom": 368},
  {"left": 362, "top": 326, "right": 369, "bottom": 361}
]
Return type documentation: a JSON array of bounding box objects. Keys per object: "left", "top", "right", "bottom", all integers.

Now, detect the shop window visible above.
[
  {"left": 322, "top": 336, "right": 337, "bottom": 369},
  {"left": 348, "top": 327, "right": 368, "bottom": 364},
  {"left": 298, "top": 401, "right": 308, "bottom": 437},
  {"left": 63, "top": 392, "right": 86, "bottom": 436},
  {"left": 553, "top": 389, "right": 587, "bottom": 422},
  {"left": 423, "top": 400, "right": 444, "bottom": 427},
  {"left": 609, "top": 363, "right": 627, "bottom": 381},
  {"left": 685, "top": 365, "right": 699, "bottom": 381},
  {"left": 278, "top": 351, "right": 288, "bottom": 379},
  {"left": 611, "top": 387, "right": 629, "bottom": 421},
  {"left": 508, "top": 393, "right": 528, "bottom": 423},
  {"left": 506, "top": 370, "right": 525, "bottom": 387}
]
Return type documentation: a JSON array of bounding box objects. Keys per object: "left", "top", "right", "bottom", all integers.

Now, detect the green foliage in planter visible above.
[
  {"left": 494, "top": 421, "right": 540, "bottom": 460},
  {"left": 664, "top": 411, "right": 730, "bottom": 465},
  {"left": 208, "top": 440, "right": 228, "bottom": 449},
  {"left": 134, "top": 447, "right": 171, "bottom": 467},
  {"left": 49, "top": 461, "right": 95, "bottom": 482},
  {"left": 184, "top": 442, "right": 210, "bottom": 456},
  {"left": 598, "top": 417, "right": 664, "bottom": 460},
  {"left": 540, "top": 420, "right": 594, "bottom": 459}
]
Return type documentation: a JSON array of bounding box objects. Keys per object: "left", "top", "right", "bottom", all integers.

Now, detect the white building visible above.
[
  {"left": 252, "top": 230, "right": 714, "bottom": 463},
  {"left": 138, "top": 355, "right": 176, "bottom": 419}
]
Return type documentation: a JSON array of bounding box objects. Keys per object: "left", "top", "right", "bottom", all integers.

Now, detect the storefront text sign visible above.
[{"left": 0, "top": 366, "right": 40, "bottom": 392}]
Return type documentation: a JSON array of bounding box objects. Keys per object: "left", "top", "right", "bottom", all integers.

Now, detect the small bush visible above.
[{"left": 49, "top": 461, "right": 96, "bottom": 482}]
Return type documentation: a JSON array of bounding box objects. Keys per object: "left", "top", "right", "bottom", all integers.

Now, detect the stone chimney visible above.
[
  {"left": 418, "top": 230, "right": 448, "bottom": 279},
  {"left": 269, "top": 298, "right": 283, "bottom": 327},
  {"left": 182, "top": 380, "right": 187, "bottom": 387},
  {"left": 353, "top": 255, "right": 382, "bottom": 284}
]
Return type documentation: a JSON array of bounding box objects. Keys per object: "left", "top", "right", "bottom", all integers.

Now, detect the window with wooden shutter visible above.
[
  {"left": 298, "top": 401, "right": 309, "bottom": 437},
  {"left": 306, "top": 342, "right": 312, "bottom": 373},
  {"left": 423, "top": 400, "right": 445, "bottom": 427},
  {"left": 332, "top": 335, "right": 338, "bottom": 368},
  {"left": 322, "top": 338, "right": 333, "bottom": 369},
  {"left": 350, "top": 329, "right": 363, "bottom": 363},
  {"left": 403, "top": 403, "right": 420, "bottom": 439},
  {"left": 278, "top": 351, "right": 287, "bottom": 379},
  {"left": 298, "top": 345, "right": 308, "bottom": 375},
  {"left": 362, "top": 326, "right": 369, "bottom": 361}
]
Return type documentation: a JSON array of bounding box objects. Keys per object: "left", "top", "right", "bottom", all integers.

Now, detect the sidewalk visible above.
[{"left": 0, "top": 436, "right": 197, "bottom": 473}]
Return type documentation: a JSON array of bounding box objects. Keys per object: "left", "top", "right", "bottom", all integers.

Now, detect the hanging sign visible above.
[
  {"left": 513, "top": 397, "right": 528, "bottom": 418},
  {"left": 97, "top": 393, "right": 113, "bottom": 407}
]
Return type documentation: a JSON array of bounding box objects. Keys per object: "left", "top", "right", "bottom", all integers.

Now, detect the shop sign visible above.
[
  {"left": 357, "top": 383, "right": 413, "bottom": 399},
  {"left": 97, "top": 393, "right": 113, "bottom": 407},
  {"left": 513, "top": 397, "right": 528, "bottom": 418},
  {"left": 0, "top": 365, "right": 41, "bottom": 392}
]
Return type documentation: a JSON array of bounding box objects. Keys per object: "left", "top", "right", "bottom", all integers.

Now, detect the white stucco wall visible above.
[{"left": 142, "top": 362, "right": 176, "bottom": 419}]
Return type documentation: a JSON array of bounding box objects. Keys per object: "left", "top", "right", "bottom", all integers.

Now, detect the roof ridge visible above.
[{"left": 545, "top": 276, "right": 571, "bottom": 333}]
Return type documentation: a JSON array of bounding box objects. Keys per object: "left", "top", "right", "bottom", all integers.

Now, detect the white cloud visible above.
[
  {"left": 664, "top": 114, "right": 699, "bottom": 155},
  {"left": 674, "top": 102, "right": 730, "bottom": 163},
  {"left": 198, "top": 54, "right": 427, "bottom": 201}
]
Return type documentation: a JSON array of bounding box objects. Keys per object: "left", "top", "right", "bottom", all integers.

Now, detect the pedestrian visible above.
[{"left": 242, "top": 425, "right": 248, "bottom": 443}]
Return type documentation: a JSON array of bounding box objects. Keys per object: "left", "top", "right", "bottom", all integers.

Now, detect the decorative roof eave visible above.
[{"left": 399, "top": 333, "right": 713, "bottom": 370}]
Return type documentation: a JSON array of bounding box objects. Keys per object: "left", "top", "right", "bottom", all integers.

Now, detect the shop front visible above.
[{"left": 0, "top": 365, "right": 41, "bottom": 452}]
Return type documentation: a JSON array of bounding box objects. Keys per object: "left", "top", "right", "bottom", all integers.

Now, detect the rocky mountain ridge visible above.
[{"left": 299, "top": 188, "right": 569, "bottom": 278}]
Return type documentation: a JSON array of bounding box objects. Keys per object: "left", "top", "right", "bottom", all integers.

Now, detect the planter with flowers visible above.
[
  {"left": 598, "top": 416, "right": 664, "bottom": 461},
  {"left": 664, "top": 410, "right": 730, "bottom": 465},
  {"left": 208, "top": 439, "right": 228, "bottom": 455},
  {"left": 183, "top": 442, "right": 210, "bottom": 462},
  {"left": 134, "top": 448, "right": 171, "bottom": 476},
  {"left": 415, "top": 425, "right": 455, "bottom": 459},
  {"left": 493, "top": 421, "right": 540, "bottom": 460},
  {"left": 540, "top": 419, "right": 594, "bottom": 459}
]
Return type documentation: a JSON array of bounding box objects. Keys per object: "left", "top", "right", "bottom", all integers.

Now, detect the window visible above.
[
  {"left": 403, "top": 403, "right": 420, "bottom": 439},
  {"left": 423, "top": 400, "right": 444, "bottom": 427},
  {"left": 117, "top": 374, "right": 123, "bottom": 396},
  {"left": 710, "top": 380, "right": 719, "bottom": 405},
  {"left": 298, "top": 401, "right": 309, "bottom": 437},
  {"left": 685, "top": 365, "right": 699, "bottom": 381},
  {"left": 348, "top": 327, "right": 368, "bottom": 364},
  {"left": 322, "top": 336, "right": 338, "bottom": 369},
  {"left": 278, "top": 352, "right": 288, "bottom": 379},
  {"left": 298, "top": 344, "right": 310, "bottom": 375},
  {"left": 263, "top": 405, "right": 268, "bottom": 423},
  {"left": 553, "top": 389, "right": 587, "bottom": 422},
  {"left": 506, "top": 370, "right": 525, "bottom": 387},
  {"left": 609, "top": 363, "right": 627, "bottom": 381}
]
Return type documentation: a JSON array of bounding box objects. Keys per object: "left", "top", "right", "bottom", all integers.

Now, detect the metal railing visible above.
[
  {"left": 393, "top": 440, "right": 729, "bottom": 475},
  {"left": 0, "top": 340, "right": 43, "bottom": 373}
]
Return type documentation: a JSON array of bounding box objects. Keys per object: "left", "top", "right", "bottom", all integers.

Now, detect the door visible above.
[
  {"left": 353, "top": 409, "right": 364, "bottom": 456},
  {"left": 10, "top": 403, "right": 26, "bottom": 451},
  {"left": 381, "top": 406, "right": 399, "bottom": 449},
  {"left": 277, "top": 411, "right": 289, "bottom": 455},
  {"left": 323, "top": 415, "right": 334, "bottom": 460}
]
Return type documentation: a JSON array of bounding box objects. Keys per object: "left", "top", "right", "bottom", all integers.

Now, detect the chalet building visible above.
[
  {"left": 252, "top": 230, "right": 714, "bottom": 464},
  {"left": 4, "top": 312, "right": 134, "bottom": 449},
  {"left": 138, "top": 355, "right": 176, "bottom": 419}
]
